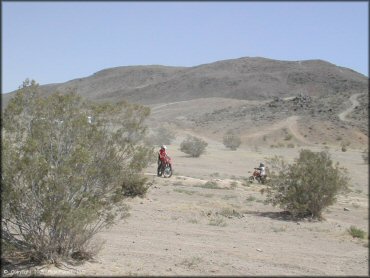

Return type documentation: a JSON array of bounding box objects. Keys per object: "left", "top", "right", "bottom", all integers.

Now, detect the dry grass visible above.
[
  {"left": 180, "top": 257, "right": 203, "bottom": 269},
  {"left": 208, "top": 216, "right": 227, "bottom": 227}
]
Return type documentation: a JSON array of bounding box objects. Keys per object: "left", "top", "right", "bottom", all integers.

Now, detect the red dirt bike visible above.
[
  {"left": 157, "top": 155, "right": 173, "bottom": 178},
  {"left": 248, "top": 168, "right": 267, "bottom": 184}
]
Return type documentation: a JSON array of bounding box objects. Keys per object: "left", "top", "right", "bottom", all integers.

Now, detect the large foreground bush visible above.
[
  {"left": 180, "top": 135, "right": 208, "bottom": 157},
  {"left": 2, "top": 80, "right": 154, "bottom": 263},
  {"left": 262, "top": 149, "right": 349, "bottom": 219}
]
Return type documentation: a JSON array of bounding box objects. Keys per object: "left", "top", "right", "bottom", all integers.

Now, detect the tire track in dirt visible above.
[
  {"left": 338, "top": 93, "right": 362, "bottom": 122},
  {"left": 285, "top": 116, "right": 312, "bottom": 145},
  {"left": 243, "top": 116, "right": 311, "bottom": 145},
  {"left": 151, "top": 100, "right": 194, "bottom": 111}
]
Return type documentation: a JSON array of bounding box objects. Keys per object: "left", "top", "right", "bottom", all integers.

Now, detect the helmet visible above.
[
  {"left": 260, "top": 162, "right": 264, "bottom": 167},
  {"left": 161, "top": 145, "right": 167, "bottom": 150}
]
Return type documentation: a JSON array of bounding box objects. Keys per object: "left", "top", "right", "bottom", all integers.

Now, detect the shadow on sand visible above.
[{"left": 244, "top": 210, "right": 314, "bottom": 222}]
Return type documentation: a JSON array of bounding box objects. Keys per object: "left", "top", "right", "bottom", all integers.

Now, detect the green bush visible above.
[
  {"left": 347, "top": 226, "right": 366, "bottom": 239},
  {"left": 262, "top": 150, "right": 349, "bottom": 219},
  {"left": 223, "top": 130, "right": 241, "bottom": 150},
  {"left": 180, "top": 135, "right": 208, "bottom": 157},
  {"left": 2, "top": 80, "right": 154, "bottom": 264}
]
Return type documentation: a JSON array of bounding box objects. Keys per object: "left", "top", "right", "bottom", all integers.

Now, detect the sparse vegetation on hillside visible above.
[
  {"left": 262, "top": 150, "right": 349, "bottom": 219},
  {"left": 2, "top": 80, "right": 154, "bottom": 264},
  {"left": 4, "top": 57, "right": 365, "bottom": 109},
  {"left": 223, "top": 130, "right": 242, "bottom": 150},
  {"left": 180, "top": 135, "right": 208, "bottom": 157}
]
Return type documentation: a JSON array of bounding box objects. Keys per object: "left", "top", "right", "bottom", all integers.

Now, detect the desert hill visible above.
[
  {"left": 2, "top": 57, "right": 368, "bottom": 147},
  {"left": 3, "top": 57, "right": 368, "bottom": 104}
]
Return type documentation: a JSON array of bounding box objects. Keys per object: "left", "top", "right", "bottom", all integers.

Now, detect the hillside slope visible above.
[
  {"left": 3, "top": 57, "right": 368, "bottom": 147},
  {"left": 3, "top": 57, "right": 368, "bottom": 106}
]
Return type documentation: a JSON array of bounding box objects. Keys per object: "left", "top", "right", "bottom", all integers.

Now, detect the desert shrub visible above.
[
  {"left": 241, "top": 177, "right": 251, "bottom": 187},
  {"left": 180, "top": 135, "right": 208, "bottom": 157},
  {"left": 347, "top": 226, "right": 366, "bottom": 239},
  {"left": 121, "top": 172, "right": 151, "bottom": 197},
  {"left": 173, "top": 188, "right": 196, "bottom": 195},
  {"left": 2, "top": 80, "right": 154, "bottom": 263},
  {"left": 208, "top": 216, "right": 227, "bottom": 227},
  {"left": 197, "top": 181, "right": 223, "bottom": 189},
  {"left": 145, "top": 126, "right": 176, "bottom": 146},
  {"left": 188, "top": 218, "right": 199, "bottom": 224},
  {"left": 262, "top": 150, "right": 349, "bottom": 219},
  {"left": 277, "top": 142, "right": 285, "bottom": 148},
  {"left": 180, "top": 257, "right": 203, "bottom": 268},
  {"left": 223, "top": 130, "right": 241, "bottom": 150},
  {"left": 246, "top": 196, "right": 256, "bottom": 202},
  {"left": 284, "top": 134, "right": 293, "bottom": 141},
  {"left": 222, "top": 195, "right": 237, "bottom": 200},
  {"left": 218, "top": 208, "right": 241, "bottom": 218},
  {"left": 230, "top": 181, "right": 238, "bottom": 189},
  {"left": 341, "top": 141, "right": 350, "bottom": 152}
]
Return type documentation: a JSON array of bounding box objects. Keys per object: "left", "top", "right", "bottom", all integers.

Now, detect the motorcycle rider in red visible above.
[
  {"left": 256, "top": 162, "right": 266, "bottom": 177},
  {"left": 157, "top": 145, "right": 168, "bottom": 175}
]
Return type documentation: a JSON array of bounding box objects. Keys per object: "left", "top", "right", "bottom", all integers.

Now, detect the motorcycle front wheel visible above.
[{"left": 163, "top": 165, "right": 172, "bottom": 178}]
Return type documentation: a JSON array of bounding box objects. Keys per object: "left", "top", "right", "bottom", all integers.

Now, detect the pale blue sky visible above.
[{"left": 2, "top": 1, "right": 369, "bottom": 93}]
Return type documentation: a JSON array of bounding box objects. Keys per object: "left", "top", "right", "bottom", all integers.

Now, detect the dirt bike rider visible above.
[
  {"left": 157, "top": 145, "right": 169, "bottom": 175},
  {"left": 255, "top": 162, "right": 266, "bottom": 178}
]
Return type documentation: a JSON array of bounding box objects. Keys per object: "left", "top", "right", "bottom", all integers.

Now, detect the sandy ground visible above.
[
  {"left": 4, "top": 94, "right": 368, "bottom": 277},
  {"left": 32, "top": 139, "right": 368, "bottom": 277}
]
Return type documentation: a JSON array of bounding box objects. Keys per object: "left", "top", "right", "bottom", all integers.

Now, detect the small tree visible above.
[
  {"left": 262, "top": 149, "right": 349, "bottom": 219},
  {"left": 223, "top": 130, "right": 241, "bottom": 150},
  {"left": 2, "top": 80, "right": 155, "bottom": 264},
  {"left": 180, "top": 135, "right": 208, "bottom": 157}
]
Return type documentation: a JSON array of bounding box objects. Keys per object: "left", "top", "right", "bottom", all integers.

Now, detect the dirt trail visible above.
[
  {"left": 151, "top": 100, "right": 194, "bottom": 111},
  {"left": 338, "top": 93, "right": 362, "bottom": 122},
  {"left": 243, "top": 116, "right": 311, "bottom": 145}
]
